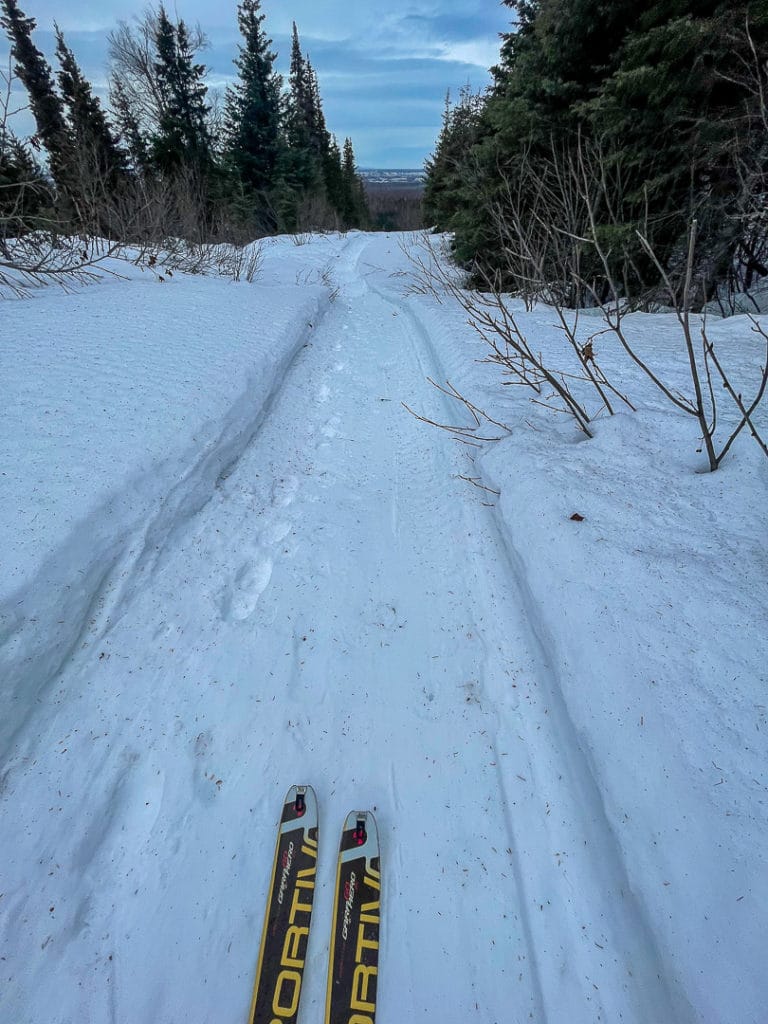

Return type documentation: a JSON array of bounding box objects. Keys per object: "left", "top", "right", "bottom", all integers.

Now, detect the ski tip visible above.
[
  {"left": 341, "top": 809, "right": 379, "bottom": 854},
  {"left": 284, "top": 783, "right": 316, "bottom": 803},
  {"left": 281, "top": 784, "right": 318, "bottom": 827}
]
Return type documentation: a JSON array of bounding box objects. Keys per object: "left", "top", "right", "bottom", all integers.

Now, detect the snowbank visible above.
[{"left": 0, "top": 236, "right": 347, "bottom": 755}]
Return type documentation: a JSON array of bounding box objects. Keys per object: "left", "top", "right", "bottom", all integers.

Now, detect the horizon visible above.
[{"left": 359, "top": 166, "right": 425, "bottom": 172}]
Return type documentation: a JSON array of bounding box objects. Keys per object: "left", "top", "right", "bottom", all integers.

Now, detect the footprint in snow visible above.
[
  {"left": 192, "top": 730, "right": 221, "bottom": 806},
  {"left": 321, "top": 416, "right": 340, "bottom": 439},
  {"left": 152, "top": 619, "right": 174, "bottom": 641},
  {"left": 271, "top": 474, "right": 299, "bottom": 508},
  {"left": 226, "top": 557, "right": 273, "bottom": 621},
  {"left": 194, "top": 730, "right": 212, "bottom": 757},
  {"left": 261, "top": 519, "right": 291, "bottom": 545}
]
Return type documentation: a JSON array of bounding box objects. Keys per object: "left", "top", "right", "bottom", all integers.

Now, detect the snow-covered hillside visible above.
[{"left": 1, "top": 232, "right": 766, "bottom": 1024}]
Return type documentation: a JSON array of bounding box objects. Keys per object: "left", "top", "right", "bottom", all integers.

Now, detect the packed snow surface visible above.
[{"left": 1, "top": 232, "right": 766, "bottom": 1024}]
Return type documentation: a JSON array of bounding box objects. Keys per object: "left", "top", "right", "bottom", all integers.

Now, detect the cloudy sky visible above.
[{"left": 1, "top": 0, "right": 512, "bottom": 167}]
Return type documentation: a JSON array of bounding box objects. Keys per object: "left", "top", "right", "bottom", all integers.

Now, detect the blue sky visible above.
[{"left": 1, "top": 1, "right": 512, "bottom": 167}]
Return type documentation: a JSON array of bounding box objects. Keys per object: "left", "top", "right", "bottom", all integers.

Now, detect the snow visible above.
[{"left": 1, "top": 231, "right": 766, "bottom": 1024}]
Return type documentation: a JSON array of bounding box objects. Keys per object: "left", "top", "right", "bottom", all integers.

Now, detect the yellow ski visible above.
[{"left": 248, "top": 785, "right": 318, "bottom": 1024}]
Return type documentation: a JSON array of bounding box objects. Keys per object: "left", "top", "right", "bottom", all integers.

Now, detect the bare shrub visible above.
[
  {"left": 405, "top": 125, "right": 768, "bottom": 472},
  {"left": 635, "top": 223, "right": 768, "bottom": 469},
  {"left": 564, "top": 134, "right": 768, "bottom": 471},
  {"left": 295, "top": 191, "right": 341, "bottom": 233},
  {"left": 160, "top": 237, "right": 263, "bottom": 281},
  {"left": 405, "top": 232, "right": 633, "bottom": 439}
]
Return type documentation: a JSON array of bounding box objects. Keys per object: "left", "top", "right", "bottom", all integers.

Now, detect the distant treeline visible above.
[
  {"left": 364, "top": 177, "right": 425, "bottom": 232},
  {"left": 0, "top": 0, "right": 370, "bottom": 243},
  {"left": 424, "top": 0, "right": 768, "bottom": 309}
]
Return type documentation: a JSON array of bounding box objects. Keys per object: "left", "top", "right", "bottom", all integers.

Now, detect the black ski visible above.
[
  {"left": 325, "top": 810, "right": 381, "bottom": 1024},
  {"left": 248, "top": 785, "right": 318, "bottom": 1024}
]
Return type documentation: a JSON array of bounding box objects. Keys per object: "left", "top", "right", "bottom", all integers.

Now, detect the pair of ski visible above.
[{"left": 248, "top": 785, "right": 380, "bottom": 1024}]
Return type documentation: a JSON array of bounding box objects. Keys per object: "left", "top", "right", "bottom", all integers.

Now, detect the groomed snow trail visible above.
[{"left": 2, "top": 236, "right": 691, "bottom": 1023}]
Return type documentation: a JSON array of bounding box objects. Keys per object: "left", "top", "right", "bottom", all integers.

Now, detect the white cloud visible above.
[{"left": 435, "top": 38, "right": 501, "bottom": 69}]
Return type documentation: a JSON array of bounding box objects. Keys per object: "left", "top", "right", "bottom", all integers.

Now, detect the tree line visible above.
[
  {"left": 424, "top": 0, "right": 768, "bottom": 311},
  {"left": 0, "top": 0, "right": 370, "bottom": 244}
]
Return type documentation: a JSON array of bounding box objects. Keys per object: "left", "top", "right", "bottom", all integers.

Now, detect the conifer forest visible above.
[
  {"left": 2, "top": 0, "right": 768, "bottom": 302},
  {"left": 424, "top": 0, "right": 768, "bottom": 312},
  {"left": 0, "top": 0, "right": 370, "bottom": 245}
]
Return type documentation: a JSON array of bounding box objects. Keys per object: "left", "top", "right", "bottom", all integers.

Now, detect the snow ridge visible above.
[{"left": 0, "top": 286, "right": 329, "bottom": 766}]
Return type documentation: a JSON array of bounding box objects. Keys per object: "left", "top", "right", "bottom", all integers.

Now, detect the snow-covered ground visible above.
[{"left": 1, "top": 231, "right": 765, "bottom": 1024}]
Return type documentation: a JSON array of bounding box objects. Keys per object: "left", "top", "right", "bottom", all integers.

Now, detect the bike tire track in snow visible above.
[
  {"left": 396, "top": 292, "right": 696, "bottom": 1022},
  {"left": 1, "top": 234, "right": 692, "bottom": 1023}
]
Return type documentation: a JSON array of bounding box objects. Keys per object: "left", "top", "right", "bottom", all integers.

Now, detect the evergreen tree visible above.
[
  {"left": 223, "top": 0, "right": 282, "bottom": 198},
  {"left": 54, "top": 25, "right": 128, "bottom": 197},
  {"left": 426, "top": 0, "right": 768, "bottom": 300},
  {"left": 323, "top": 134, "right": 345, "bottom": 216},
  {"left": 585, "top": 1, "right": 768, "bottom": 291},
  {"left": 152, "top": 8, "right": 183, "bottom": 172},
  {"left": 340, "top": 137, "right": 368, "bottom": 228},
  {"left": 283, "top": 22, "right": 316, "bottom": 191},
  {"left": 273, "top": 22, "right": 327, "bottom": 229},
  {"left": 2, "top": 1, "right": 370, "bottom": 240},
  {"left": 306, "top": 62, "right": 329, "bottom": 161},
  {"left": 152, "top": 7, "right": 212, "bottom": 177},
  {"left": 423, "top": 87, "right": 484, "bottom": 231},
  {"left": 111, "top": 76, "right": 152, "bottom": 176},
  {"left": 0, "top": 129, "right": 49, "bottom": 224},
  {"left": 0, "top": 0, "right": 70, "bottom": 191},
  {"left": 288, "top": 23, "right": 310, "bottom": 140}
]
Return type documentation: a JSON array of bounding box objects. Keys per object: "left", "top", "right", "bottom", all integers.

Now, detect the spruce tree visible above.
[
  {"left": 341, "top": 137, "right": 355, "bottom": 224},
  {"left": 223, "top": 0, "right": 282, "bottom": 197},
  {"left": 284, "top": 22, "right": 315, "bottom": 188},
  {"left": 0, "top": 130, "right": 49, "bottom": 224},
  {"left": 288, "top": 23, "right": 310, "bottom": 141},
  {"left": 586, "top": 0, "right": 768, "bottom": 291},
  {"left": 55, "top": 26, "right": 127, "bottom": 196},
  {"left": 242, "top": 18, "right": 367, "bottom": 233},
  {"left": 152, "top": 7, "right": 212, "bottom": 177},
  {"left": 427, "top": 0, "right": 768, "bottom": 299},
  {"left": 0, "top": 0, "right": 70, "bottom": 191},
  {"left": 274, "top": 21, "right": 324, "bottom": 227},
  {"left": 306, "top": 62, "right": 329, "bottom": 161},
  {"left": 423, "top": 87, "right": 484, "bottom": 231},
  {"left": 340, "top": 137, "right": 368, "bottom": 228},
  {"left": 323, "top": 134, "right": 345, "bottom": 216},
  {"left": 152, "top": 8, "right": 183, "bottom": 172},
  {"left": 110, "top": 77, "right": 151, "bottom": 176}
]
